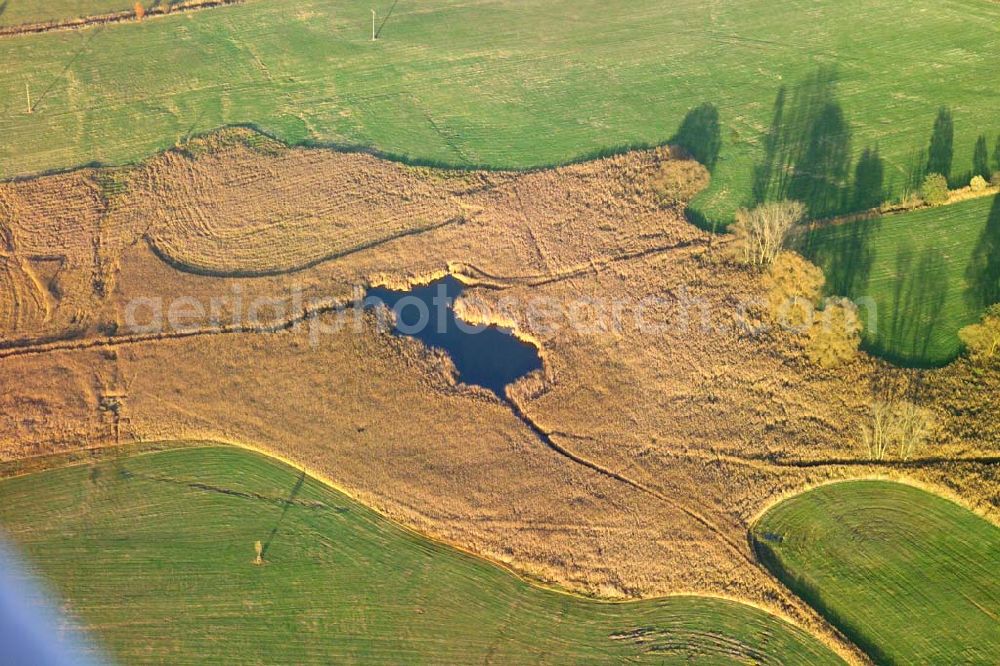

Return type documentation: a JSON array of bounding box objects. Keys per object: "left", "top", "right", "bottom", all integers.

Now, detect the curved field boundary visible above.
[
  {"left": 145, "top": 214, "right": 464, "bottom": 279},
  {"left": 3, "top": 0, "right": 999, "bottom": 215},
  {"left": 0, "top": 0, "right": 245, "bottom": 38},
  {"left": 0, "top": 444, "right": 845, "bottom": 664},
  {"left": 751, "top": 480, "right": 1000, "bottom": 665}
]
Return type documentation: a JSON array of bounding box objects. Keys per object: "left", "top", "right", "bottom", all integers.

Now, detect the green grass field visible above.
[
  {"left": 1, "top": 0, "right": 998, "bottom": 228},
  {"left": 803, "top": 194, "right": 1000, "bottom": 365},
  {"left": 753, "top": 481, "right": 1000, "bottom": 665},
  {"left": 0, "top": 445, "right": 843, "bottom": 665},
  {"left": 0, "top": 1, "right": 143, "bottom": 27}
]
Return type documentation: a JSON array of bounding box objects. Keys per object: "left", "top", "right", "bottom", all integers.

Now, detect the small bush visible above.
[
  {"left": 970, "top": 175, "right": 988, "bottom": 192},
  {"left": 920, "top": 173, "right": 949, "bottom": 206},
  {"left": 651, "top": 160, "right": 709, "bottom": 207}
]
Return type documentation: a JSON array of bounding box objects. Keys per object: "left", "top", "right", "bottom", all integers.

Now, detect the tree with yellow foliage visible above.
[
  {"left": 761, "top": 251, "right": 825, "bottom": 330},
  {"left": 805, "top": 297, "right": 863, "bottom": 369},
  {"left": 959, "top": 304, "right": 1000, "bottom": 361}
]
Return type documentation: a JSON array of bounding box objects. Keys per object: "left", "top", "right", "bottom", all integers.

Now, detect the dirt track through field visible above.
[{"left": 508, "top": 397, "right": 764, "bottom": 568}]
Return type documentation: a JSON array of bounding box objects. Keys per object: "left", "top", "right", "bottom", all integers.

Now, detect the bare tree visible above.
[
  {"left": 895, "top": 402, "right": 933, "bottom": 461},
  {"left": 859, "top": 399, "right": 933, "bottom": 461},
  {"left": 731, "top": 201, "right": 806, "bottom": 267},
  {"left": 861, "top": 401, "right": 895, "bottom": 461}
]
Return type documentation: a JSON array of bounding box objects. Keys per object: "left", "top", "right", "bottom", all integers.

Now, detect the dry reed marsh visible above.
[{"left": 0, "top": 129, "right": 997, "bottom": 663}]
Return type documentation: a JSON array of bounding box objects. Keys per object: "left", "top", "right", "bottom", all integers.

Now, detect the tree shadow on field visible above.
[
  {"left": 800, "top": 216, "right": 880, "bottom": 297},
  {"left": 671, "top": 102, "right": 722, "bottom": 172},
  {"left": 853, "top": 146, "right": 884, "bottom": 211},
  {"left": 926, "top": 106, "right": 954, "bottom": 183},
  {"left": 260, "top": 470, "right": 307, "bottom": 559},
  {"left": 752, "top": 67, "right": 854, "bottom": 218},
  {"left": 875, "top": 244, "right": 949, "bottom": 364},
  {"left": 966, "top": 194, "right": 1000, "bottom": 311},
  {"left": 0, "top": 2, "right": 8, "bottom": 20},
  {"left": 974, "top": 135, "right": 991, "bottom": 180},
  {"left": 903, "top": 146, "right": 928, "bottom": 198}
]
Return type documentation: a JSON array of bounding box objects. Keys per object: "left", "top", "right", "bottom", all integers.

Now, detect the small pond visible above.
[{"left": 366, "top": 276, "right": 541, "bottom": 397}]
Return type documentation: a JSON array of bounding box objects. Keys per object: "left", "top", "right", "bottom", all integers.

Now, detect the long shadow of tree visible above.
[
  {"left": 671, "top": 102, "right": 722, "bottom": 172},
  {"left": 926, "top": 106, "right": 954, "bottom": 183},
  {"left": 752, "top": 67, "right": 860, "bottom": 218},
  {"left": 853, "top": 147, "right": 884, "bottom": 211},
  {"left": 800, "top": 216, "right": 880, "bottom": 296},
  {"left": 903, "top": 146, "right": 929, "bottom": 198},
  {"left": 871, "top": 244, "right": 950, "bottom": 364},
  {"left": 787, "top": 102, "right": 852, "bottom": 218},
  {"left": 973, "top": 135, "right": 991, "bottom": 180},
  {"left": 966, "top": 194, "right": 1000, "bottom": 311}
]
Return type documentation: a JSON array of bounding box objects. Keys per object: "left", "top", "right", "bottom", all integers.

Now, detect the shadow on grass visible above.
[
  {"left": 800, "top": 217, "right": 880, "bottom": 297},
  {"left": 861, "top": 244, "right": 951, "bottom": 367},
  {"left": 752, "top": 67, "right": 854, "bottom": 219},
  {"left": 261, "top": 469, "right": 306, "bottom": 558},
  {"left": 671, "top": 102, "right": 721, "bottom": 172},
  {"left": 803, "top": 221, "right": 958, "bottom": 368},
  {"left": 750, "top": 534, "right": 894, "bottom": 666},
  {"left": 375, "top": 0, "right": 401, "bottom": 39},
  {"left": 966, "top": 194, "right": 1000, "bottom": 311},
  {"left": 853, "top": 147, "right": 884, "bottom": 211},
  {"left": 30, "top": 26, "right": 105, "bottom": 113},
  {"left": 926, "top": 106, "right": 954, "bottom": 184}
]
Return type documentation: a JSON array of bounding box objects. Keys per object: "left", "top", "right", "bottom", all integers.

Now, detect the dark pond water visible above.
[{"left": 366, "top": 276, "right": 541, "bottom": 397}]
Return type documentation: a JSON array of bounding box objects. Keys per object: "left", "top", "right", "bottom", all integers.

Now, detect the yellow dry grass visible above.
[{"left": 0, "top": 128, "right": 996, "bottom": 662}]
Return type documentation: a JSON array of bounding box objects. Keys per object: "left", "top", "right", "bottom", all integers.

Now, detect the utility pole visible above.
[
  {"left": 371, "top": 9, "right": 377, "bottom": 41},
  {"left": 25, "top": 82, "right": 31, "bottom": 114}
]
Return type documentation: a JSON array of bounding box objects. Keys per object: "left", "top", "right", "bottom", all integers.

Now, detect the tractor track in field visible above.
[
  {"left": 449, "top": 236, "right": 709, "bottom": 290},
  {"left": 739, "top": 453, "right": 1000, "bottom": 469},
  {"left": 618, "top": 443, "right": 1000, "bottom": 472},
  {"left": 507, "top": 393, "right": 1000, "bottom": 577},
  {"left": 0, "top": 238, "right": 702, "bottom": 360},
  {"left": 0, "top": 0, "right": 245, "bottom": 39}
]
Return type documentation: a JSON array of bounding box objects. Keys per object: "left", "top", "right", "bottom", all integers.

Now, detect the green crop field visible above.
[
  {"left": 802, "top": 194, "right": 1000, "bottom": 366},
  {"left": 1, "top": 0, "right": 998, "bottom": 227},
  {"left": 0, "top": 445, "right": 843, "bottom": 665},
  {"left": 753, "top": 481, "right": 1000, "bottom": 665}
]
